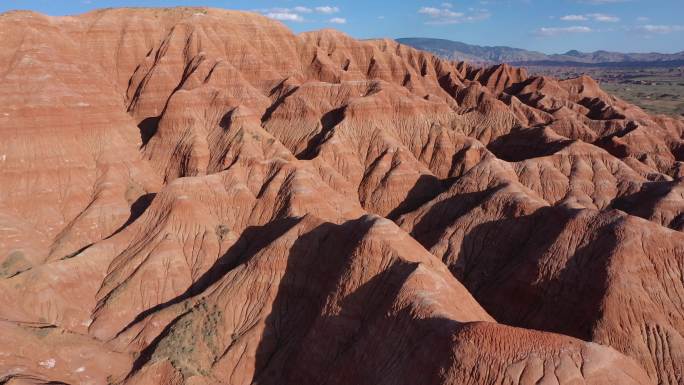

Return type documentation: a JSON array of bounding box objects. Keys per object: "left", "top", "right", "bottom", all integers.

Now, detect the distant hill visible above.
[
  {"left": 395, "top": 38, "right": 548, "bottom": 64},
  {"left": 396, "top": 37, "right": 684, "bottom": 67}
]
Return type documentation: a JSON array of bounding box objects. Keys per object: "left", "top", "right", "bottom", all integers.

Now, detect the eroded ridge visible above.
[{"left": 0, "top": 7, "right": 682, "bottom": 385}]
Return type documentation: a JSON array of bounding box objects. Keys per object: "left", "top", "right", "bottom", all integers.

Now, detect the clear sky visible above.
[{"left": 1, "top": 0, "right": 682, "bottom": 54}]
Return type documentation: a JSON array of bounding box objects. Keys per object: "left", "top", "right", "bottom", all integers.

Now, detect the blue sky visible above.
[{"left": 1, "top": 0, "right": 682, "bottom": 53}]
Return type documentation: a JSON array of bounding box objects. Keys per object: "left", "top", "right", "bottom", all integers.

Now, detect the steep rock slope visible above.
[{"left": 0, "top": 7, "right": 683, "bottom": 385}]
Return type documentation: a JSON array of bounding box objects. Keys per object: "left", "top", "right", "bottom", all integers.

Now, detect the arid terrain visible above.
[
  {"left": 527, "top": 66, "right": 684, "bottom": 117},
  {"left": 398, "top": 37, "right": 684, "bottom": 118},
  {"left": 1, "top": 7, "right": 684, "bottom": 385}
]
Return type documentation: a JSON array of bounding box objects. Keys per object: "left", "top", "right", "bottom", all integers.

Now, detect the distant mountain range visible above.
[{"left": 396, "top": 37, "right": 684, "bottom": 67}]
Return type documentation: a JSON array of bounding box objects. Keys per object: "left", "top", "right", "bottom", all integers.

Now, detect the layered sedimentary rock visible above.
[{"left": 1, "top": 7, "right": 683, "bottom": 385}]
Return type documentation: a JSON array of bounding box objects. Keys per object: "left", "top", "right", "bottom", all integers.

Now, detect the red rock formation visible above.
[{"left": 1, "top": 7, "right": 683, "bottom": 385}]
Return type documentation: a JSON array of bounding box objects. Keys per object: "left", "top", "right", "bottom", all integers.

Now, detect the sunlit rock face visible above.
[{"left": 1, "top": 7, "right": 683, "bottom": 385}]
